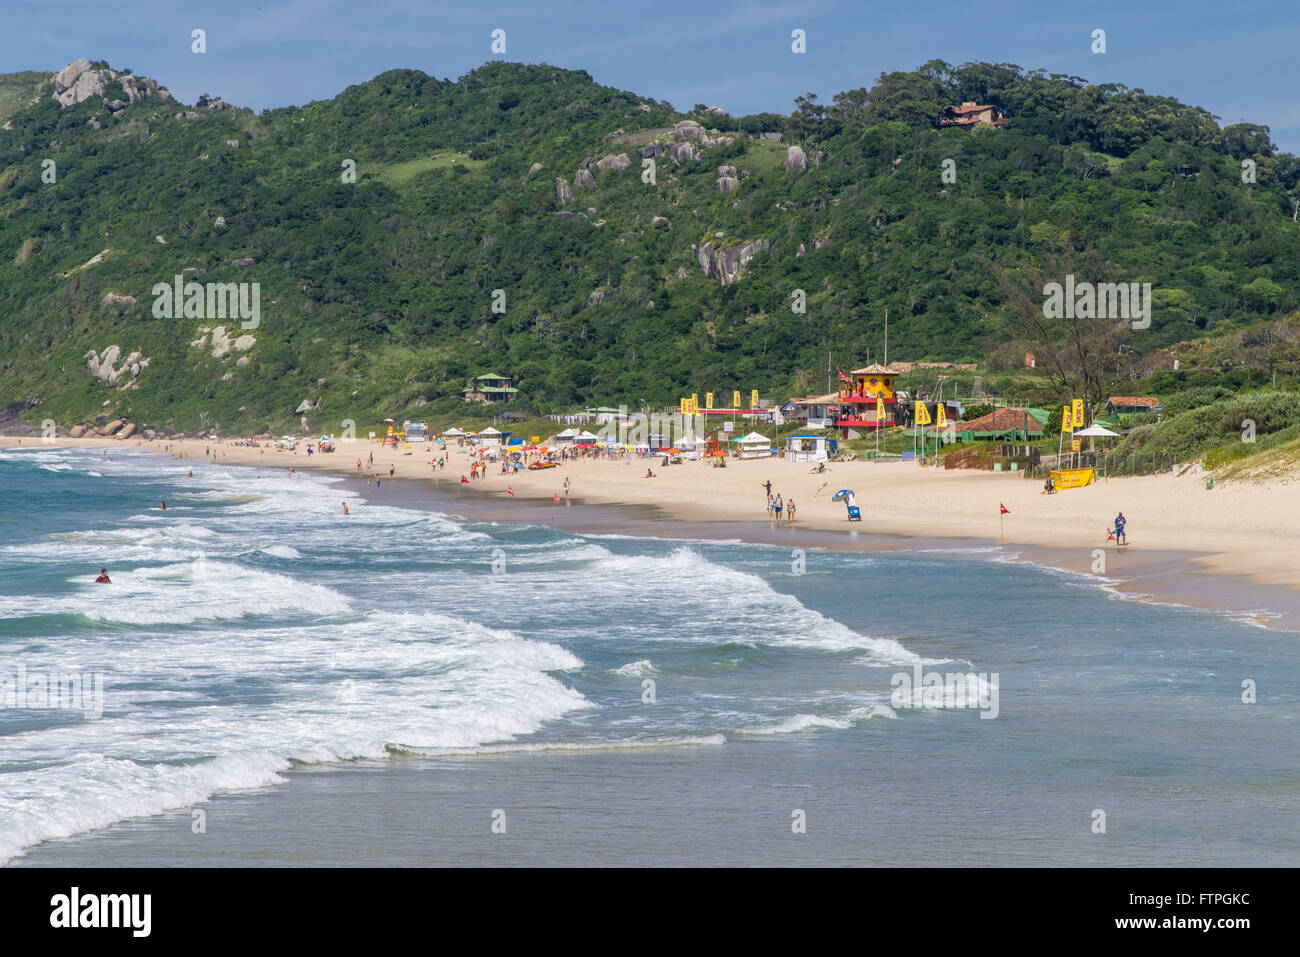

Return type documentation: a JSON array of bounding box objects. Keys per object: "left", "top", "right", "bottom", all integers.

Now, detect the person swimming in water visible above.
[
  {"left": 160, "top": 500, "right": 166, "bottom": 510},
  {"left": 94, "top": 568, "right": 111, "bottom": 584},
  {"left": 342, "top": 502, "right": 350, "bottom": 515}
]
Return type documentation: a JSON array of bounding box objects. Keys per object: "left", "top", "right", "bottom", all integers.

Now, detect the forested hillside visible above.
[{"left": 2, "top": 57, "right": 1298, "bottom": 434}]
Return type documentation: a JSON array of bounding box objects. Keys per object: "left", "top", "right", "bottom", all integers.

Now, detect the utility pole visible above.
[{"left": 883, "top": 308, "right": 888, "bottom": 368}]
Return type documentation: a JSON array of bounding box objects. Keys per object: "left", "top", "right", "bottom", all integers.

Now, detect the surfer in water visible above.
[{"left": 94, "top": 568, "right": 111, "bottom": 584}]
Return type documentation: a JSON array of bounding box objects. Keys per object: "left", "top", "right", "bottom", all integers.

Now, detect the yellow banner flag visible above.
[
  {"left": 936, "top": 403, "right": 947, "bottom": 429},
  {"left": 914, "top": 401, "right": 931, "bottom": 426},
  {"left": 750, "top": 389, "right": 759, "bottom": 409},
  {"left": 705, "top": 392, "right": 714, "bottom": 410},
  {"left": 733, "top": 390, "right": 741, "bottom": 408},
  {"left": 680, "top": 398, "right": 688, "bottom": 416},
  {"left": 1072, "top": 398, "right": 1085, "bottom": 429},
  {"left": 1060, "top": 405, "right": 1072, "bottom": 433},
  {"left": 876, "top": 397, "right": 884, "bottom": 421}
]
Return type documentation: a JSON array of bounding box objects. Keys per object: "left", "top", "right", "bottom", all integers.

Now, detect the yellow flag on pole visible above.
[
  {"left": 732, "top": 390, "right": 741, "bottom": 408},
  {"left": 1072, "top": 398, "right": 1084, "bottom": 429},
  {"left": 876, "top": 397, "right": 884, "bottom": 422},
  {"left": 936, "top": 403, "right": 947, "bottom": 429},
  {"left": 705, "top": 392, "right": 713, "bottom": 410},
  {"left": 750, "top": 389, "right": 759, "bottom": 409},
  {"left": 915, "top": 401, "right": 931, "bottom": 426},
  {"left": 1060, "top": 405, "right": 1072, "bottom": 433}
]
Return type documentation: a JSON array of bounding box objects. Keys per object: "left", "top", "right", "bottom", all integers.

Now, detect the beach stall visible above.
[
  {"left": 735, "top": 431, "right": 773, "bottom": 460},
  {"left": 555, "top": 428, "right": 580, "bottom": 447},
  {"left": 676, "top": 436, "right": 701, "bottom": 460},
  {"left": 575, "top": 430, "right": 600, "bottom": 449},
  {"left": 786, "top": 433, "right": 833, "bottom": 462}
]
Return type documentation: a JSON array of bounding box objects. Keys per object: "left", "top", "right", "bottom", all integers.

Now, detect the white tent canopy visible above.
[
  {"left": 737, "top": 432, "right": 770, "bottom": 444},
  {"left": 443, "top": 427, "right": 466, "bottom": 436},
  {"left": 479, "top": 427, "right": 502, "bottom": 436},
  {"left": 1075, "top": 424, "right": 1119, "bottom": 437}
]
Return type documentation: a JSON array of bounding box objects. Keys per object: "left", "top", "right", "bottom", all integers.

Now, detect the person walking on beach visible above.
[
  {"left": 766, "top": 494, "right": 775, "bottom": 518},
  {"left": 1113, "top": 511, "right": 1127, "bottom": 545},
  {"left": 563, "top": 477, "right": 571, "bottom": 498},
  {"left": 762, "top": 479, "right": 773, "bottom": 499},
  {"left": 786, "top": 498, "right": 796, "bottom": 523},
  {"left": 389, "top": 465, "right": 395, "bottom": 478},
  {"left": 773, "top": 493, "right": 783, "bottom": 520}
]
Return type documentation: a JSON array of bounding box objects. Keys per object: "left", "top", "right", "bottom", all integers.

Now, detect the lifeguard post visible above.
[{"left": 835, "top": 364, "right": 899, "bottom": 435}]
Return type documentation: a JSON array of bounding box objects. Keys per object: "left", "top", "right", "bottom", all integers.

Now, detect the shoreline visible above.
[{"left": 6, "top": 433, "right": 1300, "bottom": 630}]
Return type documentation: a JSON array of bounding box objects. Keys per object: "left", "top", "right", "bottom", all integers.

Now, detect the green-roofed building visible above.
[{"left": 463, "top": 373, "right": 519, "bottom": 404}]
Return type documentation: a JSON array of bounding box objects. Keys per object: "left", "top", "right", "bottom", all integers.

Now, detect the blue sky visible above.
[{"left": 5, "top": 0, "right": 1299, "bottom": 152}]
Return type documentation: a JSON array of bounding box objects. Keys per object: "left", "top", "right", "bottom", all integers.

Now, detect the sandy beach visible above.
[{"left": 6, "top": 432, "right": 1299, "bottom": 627}]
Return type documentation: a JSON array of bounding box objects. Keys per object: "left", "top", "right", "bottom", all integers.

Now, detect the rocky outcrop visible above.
[
  {"left": 691, "top": 239, "right": 771, "bottom": 286},
  {"left": 528, "top": 162, "right": 543, "bottom": 174},
  {"left": 639, "top": 143, "right": 664, "bottom": 159},
  {"left": 117, "top": 423, "right": 137, "bottom": 440},
  {"left": 784, "top": 146, "right": 809, "bottom": 171},
  {"left": 98, "top": 419, "right": 123, "bottom": 437},
  {"left": 555, "top": 178, "right": 573, "bottom": 204},
  {"left": 673, "top": 120, "right": 703, "bottom": 141},
  {"left": 294, "top": 399, "right": 315, "bottom": 414},
  {"left": 53, "top": 59, "right": 170, "bottom": 109},
  {"left": 100, "top": 292, "right": 137, "bottom": 308},
  {"left": 718, "top": 175, "right": 739, "bottom": 195},
  {"left": 588, "top": 287, "right": 617, "bottom": 304},
  {"left": 596, "top": 153, "right": 630, "bottom": 172},
  {"left": 574, "top": 168, "right": 595, "bottom": 189},
  {"left": 717, "top": 166, "right": 737, "bottom": 178},
  {"left": 214, "top": 216, "right": 227, "bottom": 229},
  {"left": 85, "top": 345, "right": 147, "bottom": 387},
  {"left": 670, "top": 141, "right": 696, "bottom": 165},
  {"left": 232, "top": 257, "right": 255, "bottom": 267}
]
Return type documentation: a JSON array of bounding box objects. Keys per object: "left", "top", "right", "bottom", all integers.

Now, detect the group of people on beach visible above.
[{"left": 761, "top": 480, "right": 796, "bottom": 523}]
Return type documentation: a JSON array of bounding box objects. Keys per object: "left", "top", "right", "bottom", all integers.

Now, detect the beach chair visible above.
[{"left": 846, "top": 505, "right": 861, "bottom": 521}]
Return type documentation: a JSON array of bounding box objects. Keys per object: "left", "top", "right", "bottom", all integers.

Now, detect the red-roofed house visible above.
[
  {"left": 1106, "top": 396, "right": 1161, "bottom": 416},
  {"left": 955, "top": 407, "right": 1044, "bottom": 440},
  {"left": 942, "top": 102, "right": 1005, "bottom": 128}
]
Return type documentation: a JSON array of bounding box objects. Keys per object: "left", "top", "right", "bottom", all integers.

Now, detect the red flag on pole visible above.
[
  {"left": 1000, "top": 504, "right": 1009, "bottom": 514},
  {"left": 837, "top": 371, "right": 852, "bottom": 383}
]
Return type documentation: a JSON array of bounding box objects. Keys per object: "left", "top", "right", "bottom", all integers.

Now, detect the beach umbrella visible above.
[{"left": 831, "top": 489, "right": 854, "bottom": 502}]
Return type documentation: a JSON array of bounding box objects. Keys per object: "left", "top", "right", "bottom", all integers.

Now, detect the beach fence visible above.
[{"left": 1024, "top": 450, "right": 1177, "bottom": 480}]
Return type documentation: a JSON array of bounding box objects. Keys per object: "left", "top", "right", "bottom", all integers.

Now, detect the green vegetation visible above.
[{"left": 2, "top": 58, "right": 1300, "bottom": 440}]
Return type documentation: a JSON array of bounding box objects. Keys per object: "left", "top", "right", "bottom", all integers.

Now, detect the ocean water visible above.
[{"left": 1, "top": 446, "right": 1297, "bottom": 865}]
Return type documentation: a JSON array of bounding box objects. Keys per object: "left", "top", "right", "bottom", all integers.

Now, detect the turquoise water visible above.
[{"left": 1, "top": 447, "right": 1297, "bottom": 864}]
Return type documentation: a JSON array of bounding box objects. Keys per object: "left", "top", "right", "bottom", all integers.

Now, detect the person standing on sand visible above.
[
  {"left": 564, "top": 477, "right": 571, "bottom": 498},
  {"left": 762, "top": 479, "right": 772, "bottom": 499},
  {"left": 786, "top": 498, "right": 796, "bottom": 523},
  {"left": 1113, "top": 512, "right": 1127, "bottom": 545},
  {"left": 773, "top": 493, "right": 783, "bottom": 520},
  {"left": 389, "top": 465, "right": 395, "bottom": 478}
]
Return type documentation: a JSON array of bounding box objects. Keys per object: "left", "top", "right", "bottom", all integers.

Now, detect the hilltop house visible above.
[
  {"left": 463, "top": 373, "right": 519, "bottom": 404},
  {"left": 941, "top": 102, "right": 1005, "bottom": 128}
]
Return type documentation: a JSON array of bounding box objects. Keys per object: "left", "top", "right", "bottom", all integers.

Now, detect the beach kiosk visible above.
[
  {"left": 478, "top": 427, "right": 509, "bottom": 448},
  {"left": 786, "top": 433, "right": 834, "bottom": 462},
  {"left": 736, "top": 431, "right": 773, "bottom": 460},
  {"left": 555, "top": 427, "right": 580, "bottom": 447}
]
